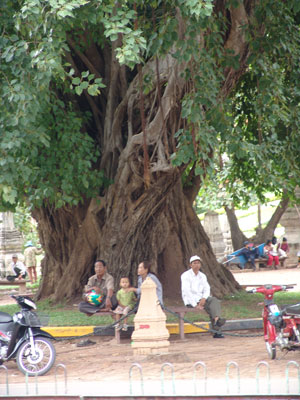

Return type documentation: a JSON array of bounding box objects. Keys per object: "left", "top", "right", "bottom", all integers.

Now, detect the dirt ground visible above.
[
  {"left": 2, "top": 267, "right": 300, "bottom": 392},
  {"left": 5, "top": 330, "right": 300, "bottom": 387}
]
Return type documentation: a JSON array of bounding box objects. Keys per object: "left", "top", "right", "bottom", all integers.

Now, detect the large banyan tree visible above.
[{"left": 1, "top": 0, "right": 299, "bottom": 301}]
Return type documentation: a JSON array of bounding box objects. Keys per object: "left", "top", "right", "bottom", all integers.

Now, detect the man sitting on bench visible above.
[
  {"left": 7, "top": 254, "right": 27, "bottom": 281},
  {"left": 238, "top": 241, "right": 259, "bottom": 271},
  {"left": 78, "top": 260, "right": 117, "bottom": 316},
  {"left": 181, "top": 255, "right": 226, "bottom": 339}
]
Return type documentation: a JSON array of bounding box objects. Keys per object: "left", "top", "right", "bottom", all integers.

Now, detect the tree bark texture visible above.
[
  {"left": 35, "top": 172, "right": 239, "bottom": 302},
  {"left": 32, "top": 2, "right": 259, "bottom": 302}
]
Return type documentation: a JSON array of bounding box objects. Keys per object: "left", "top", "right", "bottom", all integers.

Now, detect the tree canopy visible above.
[
  {"left": 1, "top": 0, "right": 299, "bottom": 209},
  {"left": 1, "top": 0, "right": 300, "bottom": 301}
]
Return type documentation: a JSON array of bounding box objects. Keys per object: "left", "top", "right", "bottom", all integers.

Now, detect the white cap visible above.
[{"left": 190, "top": 255, "right": 202, "bottom": 263}]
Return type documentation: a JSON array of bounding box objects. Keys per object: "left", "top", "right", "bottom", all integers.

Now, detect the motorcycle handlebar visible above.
[{"left": 246, "top": 284, "right": 295, "bottom": 294}]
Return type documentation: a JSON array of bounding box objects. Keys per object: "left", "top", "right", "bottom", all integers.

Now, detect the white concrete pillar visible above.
[{"left": 131, "top": 277, "right": 169, "bottom": 355}]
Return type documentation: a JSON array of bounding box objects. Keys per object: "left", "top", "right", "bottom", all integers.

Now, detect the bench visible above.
[
  {"left": 165, "top": 306, "right": 207, "bottom": 340},
  {"left": 225, "top": 243, "right": 287, "bottom": 270},
  {"left": 0, "top": 279, "right": 29, "bottom": 294},
  {"left": 254, "top": 256, "right": 288, "bottom": 269},
  {"left": 97, "top": 307, "right": 209, "bottom": 342}
]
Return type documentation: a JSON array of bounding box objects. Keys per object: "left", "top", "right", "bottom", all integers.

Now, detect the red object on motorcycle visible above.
[{"left": 248, "top": 284, "right": 300, "bottom": 360}]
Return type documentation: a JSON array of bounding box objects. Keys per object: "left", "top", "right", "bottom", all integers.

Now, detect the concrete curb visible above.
[{"left": 42, "top": 318, "right": 263, "bottom": 339}]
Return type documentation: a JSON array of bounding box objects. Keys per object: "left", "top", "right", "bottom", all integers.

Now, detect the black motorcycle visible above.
[{"left": 0, "top": 294, "right": 56, "bottom": 376}]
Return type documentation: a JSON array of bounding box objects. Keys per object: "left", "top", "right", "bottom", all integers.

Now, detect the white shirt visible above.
[
  {"left": 181, "top": 268, "right": 211, "bottom": 307},
  {"left": 10, "top": 260, "right": 26, "bottom": 275},
  {"left": 270, "top": 243, "right": 278, "bottom": 256}
]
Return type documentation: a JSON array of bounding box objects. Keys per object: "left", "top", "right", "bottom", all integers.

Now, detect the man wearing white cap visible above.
[{"left": 181, "top": 255, "right": 226, "bottom": 338}]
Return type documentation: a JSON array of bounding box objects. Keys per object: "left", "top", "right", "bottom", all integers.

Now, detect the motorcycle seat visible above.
[
  {"left": 0, "top": 311, "right": 13, "bottom": 323},
  {"left": 282, "top": 303, "right": 300, "bottom": 316}
]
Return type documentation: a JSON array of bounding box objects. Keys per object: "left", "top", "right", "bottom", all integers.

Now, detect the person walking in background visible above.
[
  {"left": 113, "top": 276, "right": 137, "bottom": 331},
  {"left": 23, "top": 241, "right": 43, "bottom": 283},
  {"left": 181, "top": 255, "right": 226, "bottom": 338}
]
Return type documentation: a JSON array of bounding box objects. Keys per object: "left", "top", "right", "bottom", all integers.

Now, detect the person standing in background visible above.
[{"left": 23, "top": 241, "right": 43, "bottom": 283}]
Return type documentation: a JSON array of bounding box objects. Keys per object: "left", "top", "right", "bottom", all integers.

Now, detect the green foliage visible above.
[
  {"left": 14, "top": 205, "right": 40, "bottom": 245},
  {"left": 0, "top": 92, "right": 107, "bottom": 208},
  {"left": 69, "top": 70, "right": 106, "bottom": 96},
  {"left": 194, "top": 170, "right": 260, "bottom": 215},
  {"left": 171, "top": 0, "right": 300, "bottom": 206},
  {"left": 0, "top": 0, "right": 300, "bottom": 214}
]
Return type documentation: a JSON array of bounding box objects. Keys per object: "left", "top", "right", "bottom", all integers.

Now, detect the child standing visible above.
[{"left": 114, "top": 277, "right": 136, "bottom": 331}]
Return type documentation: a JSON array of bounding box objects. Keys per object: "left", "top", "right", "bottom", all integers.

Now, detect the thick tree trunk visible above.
[
  {"left": 253, "top": 198, "right": 289, "bottom": 244},
  {"left": 225, "top": 198, "right": 289, "bottom": 251},
  {"left": 34, "top": 167, "right": 239, "bottom": 302},
  {"left": 224, "top": 206, "right": 248, "bottom": 250},
  {"left": 32, "top": 3, "right": 257, "bottom": 302}
]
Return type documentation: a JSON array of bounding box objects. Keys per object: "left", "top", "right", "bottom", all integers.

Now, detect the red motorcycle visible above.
[{"left": 248, "top": 284, "right": 300, "bottom": 359}]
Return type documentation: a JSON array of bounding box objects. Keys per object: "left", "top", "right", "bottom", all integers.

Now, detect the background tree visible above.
[
  {"left": 1, "top": 0, "right": 299, "bottom": 301},
  {"left": 195, "top": 171, "right": 290, "bottom": 251}
]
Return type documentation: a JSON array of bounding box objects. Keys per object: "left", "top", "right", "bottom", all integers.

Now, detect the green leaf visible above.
[
  {"left": 72, "top": 77, "right": 81, "bottom": 85},
  {"left": 75, "top": 86, "right": 83, "bottom": 95}
]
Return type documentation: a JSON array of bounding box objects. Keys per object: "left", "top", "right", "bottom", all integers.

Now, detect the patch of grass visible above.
[
  {"left": 46, "top": 310, "right": 117, "bottom": 326},
  {"left": 222, "top": 290, "right": 300, "bottom": 320},
  {"left": 2, "top": 289, "right": 299, "bottom": 326},
  {"left": 0, "top": 304, "right": 18, "bottom": 314}
]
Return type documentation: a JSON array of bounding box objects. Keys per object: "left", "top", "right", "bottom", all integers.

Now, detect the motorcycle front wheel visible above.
[
  {"left": 265, "top": 324, "right": 276, "bottom": 360},
  {"left": 16, "top": 336, "right": 56, "bottom": 376}
]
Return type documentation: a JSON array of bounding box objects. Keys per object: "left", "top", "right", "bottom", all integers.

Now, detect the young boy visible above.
[{"left": 113, "top": 277, "right": 136, "bottom": 331}]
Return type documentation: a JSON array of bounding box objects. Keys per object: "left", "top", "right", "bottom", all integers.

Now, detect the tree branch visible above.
[
  {"left": 221, "top": 0, "right": 251, "bottom": 97},
  {"left": 67, "top": 36, "right": 102, "bottom": 79}
]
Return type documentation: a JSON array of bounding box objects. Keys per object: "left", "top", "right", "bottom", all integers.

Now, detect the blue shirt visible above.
[{"left": 136, "top": 272, "right": 164, "bottom": 306}]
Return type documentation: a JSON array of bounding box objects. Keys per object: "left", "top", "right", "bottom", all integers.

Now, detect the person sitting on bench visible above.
[
  {"left": 264, "top": 239, "right": 280, "bottom": 269},
  {"left": 7, "top": 254, "right": 27, "bottom": 281},
  {"left": 181, "top": 255, "right": 226, "bottom": 339},
  {"left": 238, "top": 241, "right": 259, "bottom": 271},
  {"left": 78, "top": 260, "right": 117, "bottom": 316}
]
